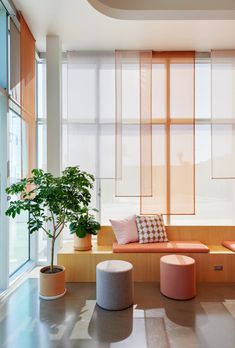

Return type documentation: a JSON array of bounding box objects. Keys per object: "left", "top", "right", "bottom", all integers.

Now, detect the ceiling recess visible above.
[{"left": 88, "top": 0, "right": 235, "bottom": 20}]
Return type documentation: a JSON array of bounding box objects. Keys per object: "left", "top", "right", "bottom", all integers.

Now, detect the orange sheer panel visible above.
[
  {"left": 20, "top": 14, "right": 36, "bottom": 175},
  {"left": 141, "top": 52, "right": 195, "bottom": 215},
  {"left": 20, "top": 15, "right": 35, "bottom": 118},
  {"left": 152, "top": 62, "right": 166, "bottom": 120},
  {"left": 211, "top": 50, "right": 235, "bottom": 178},
  {"left": 170, "top": 124, "right": 195, "bottom": 214},
  {"left": 170, "top": 57, "right": 195, "bottom": 119},
  {"left": 115, "top": 51, "right": 152, "bottom": 197},
  {"left": 140, "top": 125, "right": 167, "bottom": 212}
]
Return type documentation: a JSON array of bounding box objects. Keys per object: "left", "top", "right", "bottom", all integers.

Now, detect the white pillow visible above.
[{"left": 109, "top": 215, "right": 139, "bottom": 245}]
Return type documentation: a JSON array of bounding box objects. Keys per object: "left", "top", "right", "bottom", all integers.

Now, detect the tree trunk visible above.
[{"left": 50, "top": 238, "right": 55, "bottom": 272}]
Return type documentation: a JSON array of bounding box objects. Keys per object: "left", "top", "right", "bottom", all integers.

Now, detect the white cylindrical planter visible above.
[{"left": 74, "top": 234, "right": 92, "bottom": 251}]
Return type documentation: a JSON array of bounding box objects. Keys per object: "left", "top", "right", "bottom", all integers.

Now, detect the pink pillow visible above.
[{"left": 109, "top": 215, "right": 139, "bottom": 244}]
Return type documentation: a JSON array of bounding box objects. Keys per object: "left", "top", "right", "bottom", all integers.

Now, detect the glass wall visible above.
[
  {"left": 0, "top": 3, "right": 36, "bottom": 288},
  {"left": 0, "top": 90, "right": 8, "bottom": 290},
  {"left": 61, "top": 53, "right": 235, "bottom": 226},
  {"left": 0, "top": 2, "right": 9, "bottom": 289},
  {"left": 171, "top": 60, "right": 235, "bottom": 225},
  {"left": 8, "top": 105, "right": 30, "bottom": 274},
  {"left": 28, "top": 51, "right": 235, "bottom": 272},
  {"left": 8, "top": 18, "right": 32, "bottom": 275}
]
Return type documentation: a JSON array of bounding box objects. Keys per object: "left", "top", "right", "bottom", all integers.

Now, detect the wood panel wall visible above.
[
  {"left": 97, "top": 225, "right": 235, "bottom": 246},
  {"left": 58, "top": 242, "right": 235, "bottom": 283}
]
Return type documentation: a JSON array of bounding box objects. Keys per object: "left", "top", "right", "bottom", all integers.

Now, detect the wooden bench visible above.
[{"left": 57, "top": 225, "right": 235, "bottom": 283}]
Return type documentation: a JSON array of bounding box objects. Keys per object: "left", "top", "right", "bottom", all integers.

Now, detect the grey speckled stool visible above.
[{"left": 96, "top": 260, "right": 133, "bottom": 310}]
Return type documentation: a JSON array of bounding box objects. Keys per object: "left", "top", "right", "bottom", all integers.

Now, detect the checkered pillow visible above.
[{"left": 136, "top": 215, "right": 168, "bottom": 244}]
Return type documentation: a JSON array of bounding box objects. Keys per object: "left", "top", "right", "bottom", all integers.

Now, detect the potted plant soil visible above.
[
  {"left": 70, "top": 210, "right": 100, "bottom": 251},
  {"left": 5, "top": 166, "right": 99, "bottom": 300}
]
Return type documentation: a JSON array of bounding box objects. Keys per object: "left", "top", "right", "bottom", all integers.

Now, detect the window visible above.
[
  {"left": 7, "top": 14, "right": 36, "bottom": 276},
  {"left": 0, "top": 2, "right": 9, "bottom": 290},
  {"left": 37, "top": 52, "right": 235, "bottom": 231},
  {"left": 171, "top": 59, "right": 235, "bottom": 225},
  {"left": 8, "top": 104, "right": 30, "bottom": 276},
  {"left": 0, "top": 5, "right": 37, "bottom": 289},
  {"left": 72, "top": 53, "right": 235, "bottom": 226}
]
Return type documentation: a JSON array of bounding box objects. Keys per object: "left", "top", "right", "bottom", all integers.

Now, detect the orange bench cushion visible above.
[
  {"left": 113, "top": 241, "right": 209, "bottom": 253},
  {"left": 222, "top": 241, "right": 235, "bottom": 252}
]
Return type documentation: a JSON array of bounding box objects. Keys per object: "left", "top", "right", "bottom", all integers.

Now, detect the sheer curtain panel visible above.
[
  {"left": 115, "top": 51, "right": 152, "bottom": 197},
  {"left": 66, "top": 51, "right": 116, "bottom": 179},
  {"left": 20, "top": 14, "right": 36, "bottom": 177},
  {"left": 211, "top": 50, "right": 235, "bottom": 179},
  {"left": 140, "top": 52, "right": 195, "bottom": 215}
]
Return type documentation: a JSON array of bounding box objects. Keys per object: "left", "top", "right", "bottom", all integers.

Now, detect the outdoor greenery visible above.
[{"left": 5, "top": 166, "right": 100, "bottom": 272}]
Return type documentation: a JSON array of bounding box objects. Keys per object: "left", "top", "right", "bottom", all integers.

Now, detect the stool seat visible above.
[
  {"left": 96, "top": 260, "right": 133, "bottom": 310},
  {"left": 160, "top": 255, "right": 196, "bottom": 300},
  {"left": 161, "top": 254, "right": 195, "bottom": 266},
  {"left": 97, "top": 260, "right": 133, "bottom": 273}
]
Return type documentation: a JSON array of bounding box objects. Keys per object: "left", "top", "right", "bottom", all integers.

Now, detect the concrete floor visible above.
[{"left": 1, "top": 280, "right": 235, "bottom": 348}]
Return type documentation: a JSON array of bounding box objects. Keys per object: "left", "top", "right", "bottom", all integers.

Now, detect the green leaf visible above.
[{"left": 5, "top": 166, "right": 100, "bottom": 265}]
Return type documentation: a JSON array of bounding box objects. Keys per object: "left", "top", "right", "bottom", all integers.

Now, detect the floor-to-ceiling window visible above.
[
  {"left": 62, "top": 52, "right": 235, "bottom": 226},
  {"left": 35, "top": 51, "right": 235, "bottom": 253},
  {"left": 0, "top": 1, "right": 10, "bottom": 289},
  {"left": 8, "top": 18, "right": 31, "bottom": 276},
  {"left": 0, "top": 2, "right": 36, "bottom": 289},
  {"left": 171, "top": 57, "right": 235, "bottom": 225},
  {"left": 8, "top": 103, "right": 30, "bottom": 274}
]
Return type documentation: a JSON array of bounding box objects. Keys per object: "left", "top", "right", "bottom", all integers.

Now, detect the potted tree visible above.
[
  {"left": 5, "top": 166, "right": 100, "bottom": 300},
  {"left": 70, "top": 209, "right": 100, "bottom": 251}
]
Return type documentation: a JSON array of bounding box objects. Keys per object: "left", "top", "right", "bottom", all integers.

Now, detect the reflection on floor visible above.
[{"left": 1, "top": 280, "right": 235, "bottom": 348}]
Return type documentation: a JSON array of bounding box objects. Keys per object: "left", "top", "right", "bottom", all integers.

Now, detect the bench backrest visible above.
[{"left": 97, "top": 225, "right": 235, "bottom": 246}]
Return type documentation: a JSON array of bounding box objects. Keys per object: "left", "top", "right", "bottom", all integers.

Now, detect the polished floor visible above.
[{"left": 1, "top": 279, "right": 235, "bottom": 348}]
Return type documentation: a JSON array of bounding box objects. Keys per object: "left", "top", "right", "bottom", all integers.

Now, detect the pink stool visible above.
[{"left": 160, "top": 255, "right": 196, "bottom": 300}]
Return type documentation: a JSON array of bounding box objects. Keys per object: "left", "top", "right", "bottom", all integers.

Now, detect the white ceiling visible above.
[
  {"left": 93, "top": 0, "right": 235, "bottom": 11},
  {"left": 12, "top": 0, "right": 235, "bottom": 52}
]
